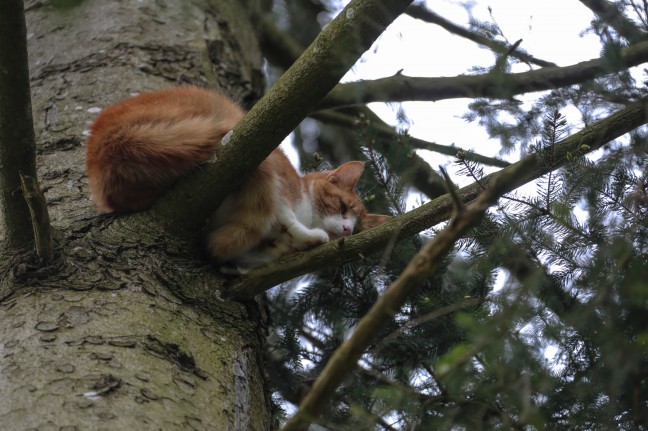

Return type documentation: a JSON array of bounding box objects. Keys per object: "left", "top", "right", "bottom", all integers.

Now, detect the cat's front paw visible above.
[{"left": 293, "top": 228, "right": 329, "bottom": 250}]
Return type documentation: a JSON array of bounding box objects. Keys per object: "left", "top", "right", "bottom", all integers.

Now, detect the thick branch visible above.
[
  {"left": 150, "top": 0, "right": 414, "bottom": 234},
  {"left": 0, "top": 0, "right": 39, "bottom": 249},
  {"left": 405, "top": 4, "right": 557, "bottom": 68},
  {"left": 226, "top": 97, "right": 648, "bottom": 299},
  {"left": 318, "top": 40, "right": 648, "bottom": 108},
  {"left": 578, "top": 0, "right": 646, "bottom": 42},
  {"left": 280, "top": 141, "right": 534, "bottom": 431}
]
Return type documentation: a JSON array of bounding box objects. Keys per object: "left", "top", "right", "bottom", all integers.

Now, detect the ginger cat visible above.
[{"left": 86, "top": 86, "right": 390, "bottom": 269}]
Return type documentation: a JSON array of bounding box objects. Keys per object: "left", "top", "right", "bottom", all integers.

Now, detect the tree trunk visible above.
[{"left": 0, "top": 1, "right": 271, "bottom": 429}]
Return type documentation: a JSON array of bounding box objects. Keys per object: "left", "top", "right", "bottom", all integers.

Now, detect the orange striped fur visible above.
[{"left": 86, "top": 87, "right": 390, "bottom": 269}]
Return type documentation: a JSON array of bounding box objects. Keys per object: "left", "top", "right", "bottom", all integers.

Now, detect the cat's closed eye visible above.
[{"left": 340, "top": 201, "right": 348, "bottom": 214}]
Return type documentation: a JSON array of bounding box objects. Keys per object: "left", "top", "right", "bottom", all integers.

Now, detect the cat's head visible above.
[{"left": 309, "top": 161, "right": 391, "bottom": 239}]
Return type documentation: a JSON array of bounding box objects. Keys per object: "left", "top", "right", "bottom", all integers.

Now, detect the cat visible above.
[{"left": 86, "top": 86, "right": 390, "bottom": 269}]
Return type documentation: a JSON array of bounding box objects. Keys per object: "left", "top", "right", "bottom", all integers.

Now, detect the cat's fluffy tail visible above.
[{"left": 86, "top": 87, "right": 244, "bottom": 212}]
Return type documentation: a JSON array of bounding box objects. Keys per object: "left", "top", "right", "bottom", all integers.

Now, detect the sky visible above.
[
  {"left": 341, "top": 0, "right": 599, "bottom": 185},
  {"left": 282, "top": 1, "right": 601, "bottom": 184}
]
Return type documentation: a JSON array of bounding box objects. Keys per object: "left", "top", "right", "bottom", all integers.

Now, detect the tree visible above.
[{"left": 0, "top": 0, "right": 646, "bottom": 430}]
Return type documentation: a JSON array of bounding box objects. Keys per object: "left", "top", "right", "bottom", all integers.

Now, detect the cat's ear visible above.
[
  {"left": 358, "top": 214, "right": 391, "bottom": 231},
  {"left": 327, "top": 161, "right": 365, "bottom": 190}
]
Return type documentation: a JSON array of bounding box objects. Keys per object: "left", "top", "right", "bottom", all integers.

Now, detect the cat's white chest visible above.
[{"left": 292, "top": 196, "right": 315, "bottom": 227}]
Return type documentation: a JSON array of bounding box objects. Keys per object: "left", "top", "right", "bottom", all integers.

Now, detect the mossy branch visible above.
[
  {"left": 318, "top": 39, "right": 648, "bottom": 109},
  {"left": 226, "top": 97, "right": 648, "bottom": 300}
]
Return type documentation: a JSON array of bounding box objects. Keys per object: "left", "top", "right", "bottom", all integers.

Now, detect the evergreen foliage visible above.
[{"left": 265, "top": 1, "right": 648, "bottom": 429}]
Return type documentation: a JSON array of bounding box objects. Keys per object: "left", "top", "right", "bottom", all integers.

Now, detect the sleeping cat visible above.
[{"left": 85, "top": 86, "right": 390, "bottom": 269}]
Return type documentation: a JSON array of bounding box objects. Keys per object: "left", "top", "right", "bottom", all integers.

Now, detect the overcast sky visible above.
[{"left": 341, "top": 0, "right": 599, "bottom": 183}]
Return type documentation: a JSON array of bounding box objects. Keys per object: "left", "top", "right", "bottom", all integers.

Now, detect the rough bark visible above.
[
  {"left": 0, "top": 0, "right": 39, "bottom": 249},
  {"left": 0, "top": 1, "right": 271, "bottom": 429}
]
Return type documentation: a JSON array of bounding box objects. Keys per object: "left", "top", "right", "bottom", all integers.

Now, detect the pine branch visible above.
[
  {"left": 375, "top": 296, "right": 484, "bottom": 351},
  {"left": 405, "top": 4, "right": 557, "bottom": 67},
  {"left": 279, "top": 140, "right": 536, "bottom": 431},
  {"left": 225, "top": 97, "right": 648, "bottom": 300},
  {"left": 147, "top": 0, "right": 415, "bottom": 234},
  {"left": 473, "top": 217, "right": 607, "bottom": 345},
  {"left": 318, "top": 39, "right": 648, "bottom": 109},
  {"left": 578, "top": 0, "right": 646, "bottom": 42}
]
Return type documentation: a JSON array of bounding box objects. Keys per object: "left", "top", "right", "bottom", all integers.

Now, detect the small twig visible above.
[
  {"left": 19, "top": 172, "right": 53, "bottom": 262},
  {"left": 495, "top": 39, "right": 523, "bottom": 71},
  {"left": 439, "top": 166, "right": 463, "bottom": 212}
]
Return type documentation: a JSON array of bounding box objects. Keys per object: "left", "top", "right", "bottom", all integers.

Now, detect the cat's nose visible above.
[{"left": 342, "top": 225, "right": 352, "bottom": 236}]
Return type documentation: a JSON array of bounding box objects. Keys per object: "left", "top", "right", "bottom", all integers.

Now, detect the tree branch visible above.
[
  {"left": 578, "top": 0, "right": 646, "bottom": 42},
  {"left": 225, "top": 97, "right": 648, "bottom": 300},
  {"left": 312, "top": 109, "right": 510, "bottom": 167},
  {"left": 318, "top": 39, "right": 648, "bottom": 109},
  {"left": 311, "top": 109, "right": 448, "bottom": 199},
  {"left": 149, "top": 0, "right": 414, "bottom": 235},
  {"left": 405, "top": 4, "right": 557, "bottom": 67},
  {"left": 19, "top": 174, "right": 53, "bottom": 262},
  {"left": 256, "top": 8, "right": 491, "bottom": 200},
  {"left": 473, "top": 216, "right": 607, "bottom": 338},
  {"left": 0, "top": 0, "right": 39, "bottom": 250},
  {"left": 279, "top": 135, "right": 537, "bottom": 431}
]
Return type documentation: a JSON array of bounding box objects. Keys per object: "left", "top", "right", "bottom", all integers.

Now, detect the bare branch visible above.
[
  {"left": 312, "top": 109, "right": 510, "bottom": 168},
  {"left": 257, "top": 15, "right": 304, "bottom": 70},
  {"left": 319, "top": 39, "right": 648, "bottom": 108},
  {"left": 406, "top": 4, "right": 557, "bottom": 67}
]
